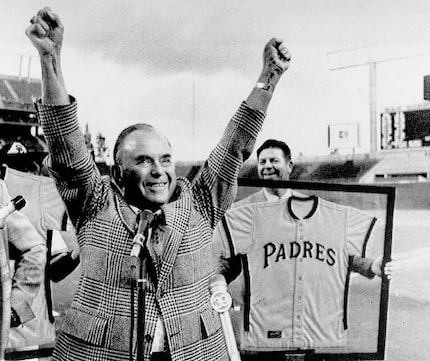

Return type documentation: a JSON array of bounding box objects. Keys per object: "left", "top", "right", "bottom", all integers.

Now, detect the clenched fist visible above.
[
  {"left": 263, "top": 38, "right": 291, "bottom": 74},
  {"left": 25, "top": 7, "right": 64, "bottom": 57},
  {"left": 258, "top": 38, "right": 291, "bottom": 92}
]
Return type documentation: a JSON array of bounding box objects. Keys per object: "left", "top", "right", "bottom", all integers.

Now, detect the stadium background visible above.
[{"left": 0, "top": 68, "right": 429, "bottom": 360}]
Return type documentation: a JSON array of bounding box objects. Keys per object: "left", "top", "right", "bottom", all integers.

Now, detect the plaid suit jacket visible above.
[{"left": 36, "top": 98, "right": 265, "bottom": 361}]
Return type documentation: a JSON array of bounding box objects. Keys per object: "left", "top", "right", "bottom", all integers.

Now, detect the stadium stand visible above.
[
  {"left": 175, "top": 161, "right": 205, "bottom": 180},
  {"left": 0, "top": 74, "right": 41, "bottom": 113},
  {"left": 0, "top": 74, "right": 47, "bottom": 170},
  {"left": 300, "top": 159, "right": 379, "bottom": 183},
  {"left": 360, "top": 151, "right": 430, "bottom": 183}
]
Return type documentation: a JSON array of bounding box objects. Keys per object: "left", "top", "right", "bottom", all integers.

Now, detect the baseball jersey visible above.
[{"left": 213, "top": 195, "right": 376, "bottom": 350}]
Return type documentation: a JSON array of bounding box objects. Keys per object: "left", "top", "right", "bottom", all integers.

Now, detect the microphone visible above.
[
  {"left": 0, "top": 195, "right": 26, "bottom": 220},
  {"left": 130, "top": 209, "right": 162, "bottom": 259},
  {"left": 209, "top": 274, "right": 241, "bottom": 361}
]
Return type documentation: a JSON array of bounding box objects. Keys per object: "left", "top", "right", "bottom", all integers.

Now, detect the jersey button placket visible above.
[{"left": 293, "top": 221, "right": 305, "bottom": 347}]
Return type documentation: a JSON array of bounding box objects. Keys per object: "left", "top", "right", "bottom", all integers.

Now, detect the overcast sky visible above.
[{"left": 2, "top": 0, "right": 430, "bottom": 161}]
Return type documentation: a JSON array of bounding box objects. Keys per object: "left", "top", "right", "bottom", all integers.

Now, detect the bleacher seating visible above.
[
  {"left": 0, "top": 74, "right": 41, "bottom": 111},
  {"left": 0, "top": 74, "right": 47, "bottom": 173},
  {"left": 175, "top": 161, "right": 204, "bottom": 180},
  {"left": 0, "top": 80, "right": 11, "bottom": 100},
  {"left": 300, "top": 159, "right": 379, "bottom": 183},
  {"left": 236, "top": 158, "right": 378, "bottom": 183}
]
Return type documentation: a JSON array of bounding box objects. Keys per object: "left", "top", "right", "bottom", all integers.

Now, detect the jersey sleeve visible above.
[
  {"left": 222, "top": 204, "right": 255, "bottom": 255},
  {"left": 213, "top": 203, "right": 255, "bottom": 258},
  {"left": 212, "top": 204, "right": 255, "bottom": 283},
  {"left": 346, "top": 207, "right": 377, "bottom": 258}
]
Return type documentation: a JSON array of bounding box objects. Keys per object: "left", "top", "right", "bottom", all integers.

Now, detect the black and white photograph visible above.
[{"left": 0, "top": 1, "right": 429, "bottom": 360}]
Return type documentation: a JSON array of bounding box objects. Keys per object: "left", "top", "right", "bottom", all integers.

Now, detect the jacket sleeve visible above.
[
  {"left": 35, "top": 97, "right": 108, "bottom": 231},
  {"left": 192, "top": 102, "right": 265, "bottom": 228},
  {"left": 6, "top": 210, "right": 46, "bottom": 324},
  {"left": 348, "top": 255, "right": 375, "bottom": 279},
  {"left": 212, "top": 218, "right": 243, "bottom": 284}
]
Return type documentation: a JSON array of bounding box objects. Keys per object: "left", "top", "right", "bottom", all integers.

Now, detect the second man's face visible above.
[
  {"left": 257, "top": 147, "right": 293, "bottom": 182},
  {"left": 120, "top": 129, "right": 177, "bottom": 210}
]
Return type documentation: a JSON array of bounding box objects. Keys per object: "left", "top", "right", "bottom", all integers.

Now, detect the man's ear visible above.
[
  {"left": 111, "top": 164, "right": 124, "bottom": 188},
  {"left": 288, "top": 160, "right": 294, "bottom": 174}
]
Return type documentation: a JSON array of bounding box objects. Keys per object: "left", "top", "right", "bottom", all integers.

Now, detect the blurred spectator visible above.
[
  {"left": 3, "top": 165, "right": 79, "bottom": 356},
  {"left": 6, "top": 142, "right": 27, "bottom": 154},
  {"left": 0, "top": 179, "right": 46, "bottom": 358}
]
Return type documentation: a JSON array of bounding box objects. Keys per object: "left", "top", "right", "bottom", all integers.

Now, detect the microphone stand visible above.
[
  {"left": 209, "top": 275, "right": 241, "bottom": 361},
  {"left": 130, "top": 210, "right": 161, "bottom": 361},
  {"left": 135, "top": 227, "right": 152, "bottom": 361}
]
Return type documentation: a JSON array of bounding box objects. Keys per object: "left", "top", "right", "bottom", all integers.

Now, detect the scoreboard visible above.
[{"left": 380, "top": 107, "right": 430, "bottom": 150}]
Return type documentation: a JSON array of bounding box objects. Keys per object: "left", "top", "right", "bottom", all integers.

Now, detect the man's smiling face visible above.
[
  {"left": 120, "top": 129, "right": 176, "bottom": 210},
  {"left": 257, "top": 147, "right": 293, "bottom": 182}
]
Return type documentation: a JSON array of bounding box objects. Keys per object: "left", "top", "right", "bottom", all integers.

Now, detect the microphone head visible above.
[
  {"left": 209, "top": 275, "right": 232, "bottom": 313},
  {"left": 140, "top": 209, "right": 155, "bottom": 222},
  {"left": 11, "top": 196, "right": 26, "bottom": 211}
]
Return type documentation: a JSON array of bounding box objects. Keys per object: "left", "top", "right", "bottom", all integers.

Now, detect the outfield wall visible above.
[{"left": 385, "top": 182, "right": 430, "bottom": 209}]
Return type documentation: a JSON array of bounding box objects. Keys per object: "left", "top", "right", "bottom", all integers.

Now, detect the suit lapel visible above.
[
  {"left": 157, "top": 180, "right": 192, "bottom": 291},
  {"left": 112, "top": 184, "right": 138, "bottom": 236}
]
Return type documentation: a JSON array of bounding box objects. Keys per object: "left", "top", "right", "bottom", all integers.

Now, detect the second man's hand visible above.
[{"left": 371, "top": 255, "right": 397, "bottom": 280}]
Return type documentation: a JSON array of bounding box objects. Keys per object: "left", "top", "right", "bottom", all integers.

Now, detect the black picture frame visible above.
[{"left": 236, "top": 177, "right": 396, "bottom": 361}]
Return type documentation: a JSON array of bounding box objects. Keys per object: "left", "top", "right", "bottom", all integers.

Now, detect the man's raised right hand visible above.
[{"left": 25, "top": 7, "right": 64, "bottom": 57}]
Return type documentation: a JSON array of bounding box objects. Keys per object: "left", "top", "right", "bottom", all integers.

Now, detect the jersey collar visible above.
[{"left": 287, "top": 195, "right": 319, "bottom": 220}]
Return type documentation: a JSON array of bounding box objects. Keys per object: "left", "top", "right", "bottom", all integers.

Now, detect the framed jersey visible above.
[{"left": 216, "top": 178, "right": 395, "bottom": 361}]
